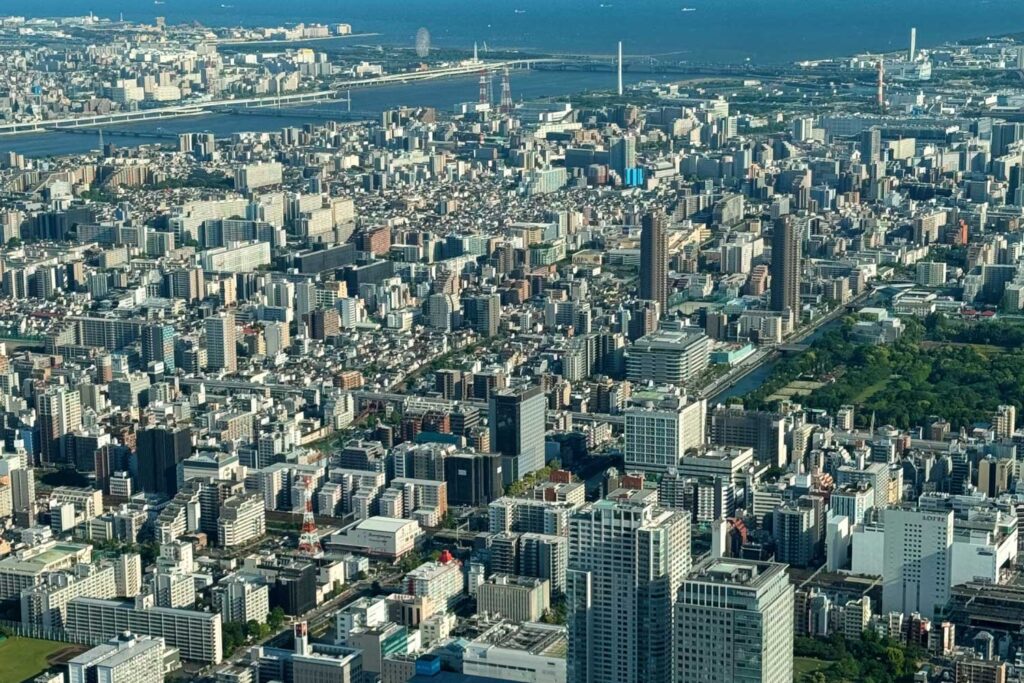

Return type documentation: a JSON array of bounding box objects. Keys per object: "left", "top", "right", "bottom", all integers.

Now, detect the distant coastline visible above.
[{"left": 14, "top": 0, "right": 1024, "bottom": 64}]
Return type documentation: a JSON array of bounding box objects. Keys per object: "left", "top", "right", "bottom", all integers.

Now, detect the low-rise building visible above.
[
  {"left": 327, "top": 516, "right": 423, "bottom": 560},
  {"left": 405, "top": 554, "right": 463, "bottom": 611},
  {"left": 476, "top": 574, "right": 551, "bottom": 623}
]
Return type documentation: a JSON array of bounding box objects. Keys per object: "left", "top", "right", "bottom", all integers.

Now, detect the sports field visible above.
[{"left": 0, "top": 636, "right": 84, "bottom": 682}]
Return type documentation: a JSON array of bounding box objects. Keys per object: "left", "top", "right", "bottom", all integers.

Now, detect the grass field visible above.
[
  {"left": 0, "top": 637, "right": 80, "bottom": 682},
  {"left": 851, "top": 375, "right": 893, "bottom": 403},
  {"left": 793, "top": 655, "right": 831, "bottom": 681},
  {"left": 921, "top": 340, "right": 1008, "bottom": 357}
]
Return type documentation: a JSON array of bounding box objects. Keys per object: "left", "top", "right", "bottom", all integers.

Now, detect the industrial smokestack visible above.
[
  {"left": 909, "top": 27, "right": 916, "bottom": 62},
  {"left": 617, "top": 41, "right": 623, "bottom": 96}
]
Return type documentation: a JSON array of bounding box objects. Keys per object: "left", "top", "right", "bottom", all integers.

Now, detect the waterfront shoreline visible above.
[{"left": 0, "top": 70, "right": 653, "bottom": 157}]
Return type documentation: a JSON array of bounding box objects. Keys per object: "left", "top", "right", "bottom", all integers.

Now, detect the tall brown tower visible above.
[
  {"left": 640, "top": 211, "right": 667, "bottom": 310},
  {"left": 770, "top": 216, "right": 801, "bottom": 315}
]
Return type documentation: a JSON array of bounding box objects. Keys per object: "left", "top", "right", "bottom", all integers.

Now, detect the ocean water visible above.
[{"left": 9, "top": 0, "right": 1024, "bottom": 64}]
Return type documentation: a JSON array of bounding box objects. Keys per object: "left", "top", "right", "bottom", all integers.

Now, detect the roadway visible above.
[
  {"left": 179, "top": 376, "right": 306, "bottom": 396},
  {"left": 228, "top": 568, "right": 402, "bottom": 666},
  {"left": 0, "top": 90, "right": 347, "bottom": 136},
  {"left": 327, "top": 59, "right": 554, "bottom": 90}
]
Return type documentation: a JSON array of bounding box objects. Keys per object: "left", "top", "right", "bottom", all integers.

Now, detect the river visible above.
[
  {"left": 0, "top": 70, "right": 656, "bottom": 158},
  {"left": 708, "top": 318, "right": 844, "bottom": 404}
]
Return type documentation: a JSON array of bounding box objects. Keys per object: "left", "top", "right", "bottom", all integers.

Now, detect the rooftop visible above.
[
  {"left": 350, "top": 516, "right": 420, "bottom": 534},
  {"left": 630, "top": 328, "right": 708, "bottom": 349},
  {"left": 69, "top": 597, "right": 220, "bottom": 620},
  {"left": 687, "top": 557, "right": 788, "bottom": 588}
]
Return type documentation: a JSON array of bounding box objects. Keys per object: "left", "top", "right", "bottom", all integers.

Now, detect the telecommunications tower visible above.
[
  {"left": 297, "top": 475, "right": 322, "bottom": 556},
  {"left": 500, "top": 68, "right": 513, "bottom": 113},
  {"left": 479, "top": 70, "right": 490, "bottom": 106}
]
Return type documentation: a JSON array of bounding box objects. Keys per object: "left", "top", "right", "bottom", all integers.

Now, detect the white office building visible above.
[
  {"left": 152, "top": 568, "right": 195, "bottom": 609},
  {"left": 881, "top": 506, "right": 953, "bottom": 619},
  {"left": 916, "top": 261, "right": 947, "bottom": 287},
  {"left": 831, "top": 483, "right": 874, "bottom": 526},
  {"left": 234, "top": 162, "right": 283, "bottom": 191},
  {"left": 20, "top": 563, "right": 117, "bottom": 629},
  {"left": 624, "top": 387, "right": 707, "bottom": 472},
  {"left": 218, "top": 494, "right": 266, "bottom": 548},
  {"left": 200, "top": 241, "right": 271, "bottom": 273},
  {"left": 406, "top": 557, "right": 463, "bottom": 611},
  {"left": 212, "top": 575, "right": 270, "bottom": 625},
  {"left": 625, "top": 330, "right": 710, "bottom": 386}
]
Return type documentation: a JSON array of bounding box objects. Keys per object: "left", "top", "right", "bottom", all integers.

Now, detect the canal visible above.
[{"left": 708, "top": 317, "right": 845, "bottom": 404}]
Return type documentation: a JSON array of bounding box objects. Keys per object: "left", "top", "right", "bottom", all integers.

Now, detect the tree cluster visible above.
[
  {"left": 222, "top": 607, "right": 286, "bottom": 656},
  {"left": 746, "top": 317, "right": 1024, "bottom": 430},
  {"left": 794, "top": 633, "right": 922, "bottom": 683},
  {"left": 925, "top": 314, "right": 1024, "bottom": 348},
  {"left": 504, "top": 460, "right": 561, "bottom": 497}
]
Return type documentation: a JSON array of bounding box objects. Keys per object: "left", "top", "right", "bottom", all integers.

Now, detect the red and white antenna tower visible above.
[
  {"left": 297, "top": 475, "right": 322, "bottom": 556},
  {"left": 478, "top": 70, "right": 490, "bottom": 106},
  {"left": 500, "top": 67, "right": 513, "bottom": 114}
]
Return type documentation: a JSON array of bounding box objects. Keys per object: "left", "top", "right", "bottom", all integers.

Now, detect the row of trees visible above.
[
  {"left": 88, "top": 538, "right": 161, "bottom": 565},
  {"left": 924, "top": 313, "right": 1024, "bottom": 348},
  {"left": 397, "top": 548, "right": 456, "bottom": 574},
  {"left": 504, "top": 459, "right": 562, "bottom": 497}
]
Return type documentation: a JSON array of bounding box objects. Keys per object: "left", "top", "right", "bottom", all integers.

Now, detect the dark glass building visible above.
[
  {"left": 489, "top": 384, "right": 546, "bottom": 485},
  {"left": 135, "top": 426, "right": 192, "bottom": 498},
  {"left": 444, "top": 451, "right": 504, "bottom": 506}
]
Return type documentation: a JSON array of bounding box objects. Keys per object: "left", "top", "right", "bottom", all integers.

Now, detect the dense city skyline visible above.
[{"left": 0, "top": 8, "right": 1022, "bottom": 683}]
